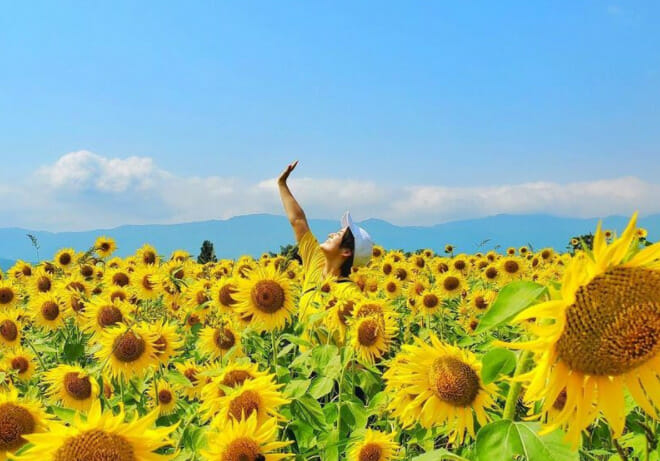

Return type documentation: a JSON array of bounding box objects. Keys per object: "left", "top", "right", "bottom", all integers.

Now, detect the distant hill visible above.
[{"left": 0, "top": 213, "right": 658, "bottom": 270}]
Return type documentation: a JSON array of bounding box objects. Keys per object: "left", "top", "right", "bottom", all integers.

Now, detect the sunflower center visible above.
[
  {"left": 222, "top": 437, "right": 262, "bottom": 461},
  {"left": 429, "top": 357, "right": 480, "bottom": 407},
  {"left": 0, "top": 288, "right": 14, "bottom": 305},
  {"left": 0, "top": 320, "right": 18, "bottom": 341},
  {"left": 474, "top": 296, "right": 488, "bottom": 310},
  {"left": 112, "top": 331, "right": 146, "bottom": 363},
  {"left": 184, "top": 369, "right": 198, "bottom": 384},
  {"left": 21, "top": 266, "right": 32, "bottom": 276},
  {"left": 143, "top": 251, "right": 156, "bottom": 265},
  {"left": 81, "top": 265, "right": 94, "bottom": 278},
  {"left": 504, "top": 261, "right": 520, "bottom": 274},
  {"left": 443, "top": 276, "right": 460, "bottom": 292},
  {"left": 454, "top": 260, "right": 466, "bottom": 271},
  {"left": 223, "top": 370, "right": 252, "bottom": 388},
  {"left": 59, "top": 253, "right": 72, "bottom": 265},
  {"left": 556, "top": 266, "right": 660, "bottom": 376},
  {"left": 228, "top": 390, "right": 261, "bottom": 420},
  {"left": 485, "top": 267, "right": 498, "bottom": 280},
  {"left": 386, "top": 282, "right": 397, "bottom": 293},
  {"left": 394, "top": 268, "right": 408, "bottom": 281},
  {"left": 98, "top": 306, "right": 123, "bottom": 327},
  {"left": 64, "top": 372, "right": 93, "bottom": 400},
  {"left": 41, "top": 301, "right": 60, "bottom": 320},
  {"left": 423, "top": 294, "right": 439, "bottom": 309},
  {"left": 37, "top": 276, "right": 52, "bottom": 292},
  {"left": 196, "top": 292, "right": 210, "bottom": 305},
  {"left": 68, "top": 282, "right": 86, "bottom": 293},
  {"left": 214, "top": 328, "right": 236, "bottom": 350},
  {"left": 0, "top": 403, "right": 36, "bottom": 451},
  {"left": 100, "top": 242, "right": 111, "bottom": 251},
  {"left": 158, "top": 389, "right": 173, "bottom": 404},
  {"left": 153, "top": 335, "right": 168, "bottom": 354},
  {"left": 358, "top": 443, "right": 383, "bottom": 461},
  {"left": 11, "top": 357, "right": 29, "bottom": 374},
  {"left": 251, "top": 280, "right": 285, "bottom": 314},
  {"left": 112, "top": 273, "right": 130, "bottom": 287},
  {"left": 142, "top": 275, "right": 155, "bottom": 291},
  {"left": 357, "top": 318, "right": 380, "bottom": 347},
  {"left": 54, "top": 430, "right": 135, "bottom": 461}
]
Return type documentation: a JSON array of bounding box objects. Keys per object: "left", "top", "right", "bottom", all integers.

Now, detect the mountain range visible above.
[{"left": 0, "top": 213, "right": 657, "bottom": 270}]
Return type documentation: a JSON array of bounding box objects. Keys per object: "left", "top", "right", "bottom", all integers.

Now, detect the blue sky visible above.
[{"left": 0, "top": 1, "right": 659, "bottom": 230}]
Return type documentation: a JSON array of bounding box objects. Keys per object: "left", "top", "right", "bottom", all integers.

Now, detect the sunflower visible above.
[
  {"left": 481, "top": 264, "right": 501, "bottom": 284},
  {"left": 26, "top": 266, "right": 55, "bottom": 297},
  {"left": 417, "top": 290, "right": 442, "bottom": 315},
  {"left": 131, "top": 264, "right": 163, "bottom": 301},
  {"left": 148, "top": 321, "right": 183, "bottom": 364},
  {"left": 135, "top": 244, "right": 160, "bottom": 266},
  {"left": 94, "top": 236, "right": 117, "bottom": 258},
  {"left": 499, "top": 256, "right": 526, "bottom": 281},
  {"left": 149, "top": 379, "right": 178, "bottom": 416},
  {"left": 205, "top": 375, "right": 289, "bottom": 427},
  {"left": 96, "top": 323, "right": 158, "bottom": 381},
  {"left": 348, "top": 429, "right": 401, "bottom": 461},
  {"left": 43, "top": 364, "right": 100, "bottom": 412},
  {"left": 498, "top": 213, "right": 660, "bottom": 445},
  {"left": 0, "top": 310, "right": 21, "bottom": 349},
  {"left": 202, "top": 413, "right": 289, "bottom": 461},
  {"left": 29, "top": 292, "right": 66, "bottom": 331},
  {"left": 2, "top": 348, "right": 36, "bottom": 382},
  {"left": 104, "top": 266, "right": 134, "bottom": 291},
  {"left": 444, "top": 244, "right": 454, "bottom": 254},
  {"left": 437, "top": 271, "right": 465, "bottom": 297},
  {"left": 467, "top": 289, "right": 495, "bottom": 312},
  {"left": 350, "top": 314, "right": 397, "bottom": 365},
  {"left": 0, "top": 281, "right": 20, "bottom": 311},
  {"left": 82, "top": 296, "right": 131, "bottom": 337},
  {"left": 637, "top": 227, "right": 648, "bottom": 239},
  {"left": 233, "top": 266, "right": 295, "bottom": 333},
  {"left": 212, "top": 278, "right": 239, "bottom": 312},
  {"left": 383, "top": 335, "right": 496, "bottom": 443},
  {"left": 53, "top": 248, "right": 76, "bottom": 271},
  {"left": 9, "top": 260, "right": 33, "bottom": 281},
  {"left": 0, "top": 387, "right": 50, "bottom": 460},
  {"left": 382, "top": 276, "right": 402, "bottom": 299},
  {"left": 199, "top": 362, "right": 270, "bottom": 421},
  {"left": 174, "top": 359, "right": 205, "bottom": 400},
  {"left": 323, "top": 286, "right": 360, "bottom": 342},
  {"left": 199, "top": 321, "right": 242, "bottom": 361},
  {"left": 12, "top": 400, "right": 176, "bottom": 461}
]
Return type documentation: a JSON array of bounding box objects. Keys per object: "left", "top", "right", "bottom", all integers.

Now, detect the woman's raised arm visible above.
[{"left": 278, "top": 160, "right": 310, "bottom": 242}]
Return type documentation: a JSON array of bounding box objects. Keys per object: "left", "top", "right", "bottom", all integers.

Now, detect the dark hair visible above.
[{"left": 339, "top": 227, "right": 355, "bottom": 278}]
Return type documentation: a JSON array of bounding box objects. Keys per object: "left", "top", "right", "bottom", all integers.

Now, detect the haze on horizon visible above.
[{"left": 1, "top": 2, "right": 659, "bottom": 231}]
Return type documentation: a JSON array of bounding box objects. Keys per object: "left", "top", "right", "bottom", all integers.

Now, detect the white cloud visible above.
[{"left": 1, "top": 151, "right": 659, "bottom": 230}]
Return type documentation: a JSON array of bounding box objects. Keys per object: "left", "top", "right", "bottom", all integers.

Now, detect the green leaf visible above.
[
  {"left": 50, "top": 405, "right": 76, "bottom": 423},
  {"left": 481, "top": 348, "right": 517, "bottom": 384},
  {"left": 164, "top": 370, "right": 194, "bottom": 388},
  {"left": 63, "top": 343, "right": 85, "bottom": 362},
  {"left": 285, "top": 379, "right": 311, "bottom": 399},
  {"left": 311, "top": 345, "right": 342, "bottom": 379},
  {"left": 475, "top": 281, "right": 547, "bottom": 333},
  {"left": 291, "top": 395, "right": 327, "bottom": 431},
  {"left": 475, "top": 420, "right": 578, "bottom": 461},
  {"left": 309, "top": 376, "right": 335, "bottom": 399},
  {"left": 412, "top": 448, "right": 468, "bottom": 461}
]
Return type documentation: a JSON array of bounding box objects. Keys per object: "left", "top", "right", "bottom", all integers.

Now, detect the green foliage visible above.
[
  {"left": 475, "top": 281, "right": 547, "bottom": 333},
  {"left": 197, "top": 239, "right": 217, "bottom": 264}
]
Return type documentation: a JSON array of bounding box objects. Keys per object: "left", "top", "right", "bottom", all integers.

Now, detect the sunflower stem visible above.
[
  {"left": 23, "top": 332, "right": 46, "bottom": 371},
  {"left": 271, "top": 331, "right": 279, "bottom": 369},
  {"left": 502, "top": 350, "right": 533, "bottom": 421}
]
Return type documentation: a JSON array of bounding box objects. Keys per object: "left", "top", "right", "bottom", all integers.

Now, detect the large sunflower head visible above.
[
  {"left": 233, "top": 266, "right": 295, "bottom": 333},
  {"left": 383, "top": 335, "right": 496, "bottom": 443},
  {"left": 0, "top": 387, "right": 50, "bottom": 459},
  {"left": 203, "top": 413, "right": 290, "bottom": 461},
  {"left": 29, "top": 292, "right": 66, "bottom": 331},
  {"left": 0, "top": 280, "right": 20, "bottom": 311},
  {"left": 2, "top": 348, "right": 37, "bottom": 382},
  {"left": 348, "top": 429, "right": 401, "bottom": 461},
  {"left": 213, "top": 279, "right": 239, "bottom": 312},
  {"left": 82, "top": 296, "right": 131, "bottom": 337},
  {"left": 0, "top": 310, "right": 22, "bottom": 349},
  {"left": 43, "top": 364, "right": 100, "bottom": 412},
  {"left": 199, "top": 321, "right": 242, "bottom": 361},
  {"left": 148, "top": 322, "right": 183, "bottom": 365},
  {"left": 500, "top": 213, "right": 660, "bottom": 445},
  {"left": 53, "top": 248, "right": 76, "bottom": 271},
  {"left": 350, "top": 314, "right": 397, "bottom": 365},
  {"left": 131, "top": 265, "right": 163, "bottom": 301},
  {"left": 96, "top": 323, "right": 158, "bottom": 382},
  {"left": 12, "top": 400, "right": 176, "bottom": 461}
]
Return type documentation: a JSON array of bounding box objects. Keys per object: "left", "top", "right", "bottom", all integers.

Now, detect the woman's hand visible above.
[{"left": 278, "top": 160, "right": 298, "bottom": 185}]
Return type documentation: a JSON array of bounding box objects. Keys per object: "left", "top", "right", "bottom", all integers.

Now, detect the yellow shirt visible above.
[{"left": 298, "top": 230, "right": 325, "bottom": 319}]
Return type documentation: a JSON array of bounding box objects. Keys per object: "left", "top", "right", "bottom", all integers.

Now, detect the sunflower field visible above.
[{"left": 0, "top": 214, "right": 659, "bottom": 460}]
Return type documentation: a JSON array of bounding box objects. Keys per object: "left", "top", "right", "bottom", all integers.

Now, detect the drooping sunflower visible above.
[
  {"left": 29, "top": 292, "right": 66, "bottom": 331},
  {"left": 94, "top": 236, "right": 117, "bottom": 258},
  {"left": 12, "top": 400, "right": 176, "bottom": 461},
  {"left": 96, "top": 323, "right": 158, "bottom": 381},
  {"left": 148, "top": 321, "right": 183, "bottom": 365},
  {"left": 233, "top": 266, "right": 295, "bottom": 333},
  {"left": 212, "top": 278, "right": 239, "bottom": 313},
  {"left": 43, "top": 364, "right": 100, "bottom": 412},
  {"left": 0, "top": 387, "right": 50, "bottom": 461},
  {"left": 348, "top": 429, "right": 401, "bottom": 461},
  {"left": 202, "top": 413, "right": 289, "bottom": 461},
  {"left": 205, "top": 375, "right": 289, "bottom": 427},
  {"left": 498, "top": 213, "right": 660, "bottom": 445},
  {"left": 0, "top": 310, "right": 22, "bottom": 349},
  {"left": 199, "top": 321, "right": 242, "bottom": 361},
  {"left": 383, "top": 335, "right": 496, "bottom": 443},
  {"left": 350, "top": 313, "right": 397, "bottom": 365},
  {"left": 149, "top": 379, "right": 178, "bottom": 416},
  {"left": 82, "top": 296, "right": 131, "bottom": 337},
  {"left": 0, "top": 281, "right": 20, "bottom": 311}
]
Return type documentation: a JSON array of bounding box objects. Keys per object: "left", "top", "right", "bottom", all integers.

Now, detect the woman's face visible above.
[{"left": 320, "top": 226, "right": 349, "bottom": 255}]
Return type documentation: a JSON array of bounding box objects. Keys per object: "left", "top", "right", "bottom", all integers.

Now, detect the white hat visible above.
[{"left": 341, "top": 211, "right": 374, "bottom": 267}]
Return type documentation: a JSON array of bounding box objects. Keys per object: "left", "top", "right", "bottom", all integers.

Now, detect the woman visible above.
[{"left": 278, "top": 160, "right": 374, "bottom": 319}]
